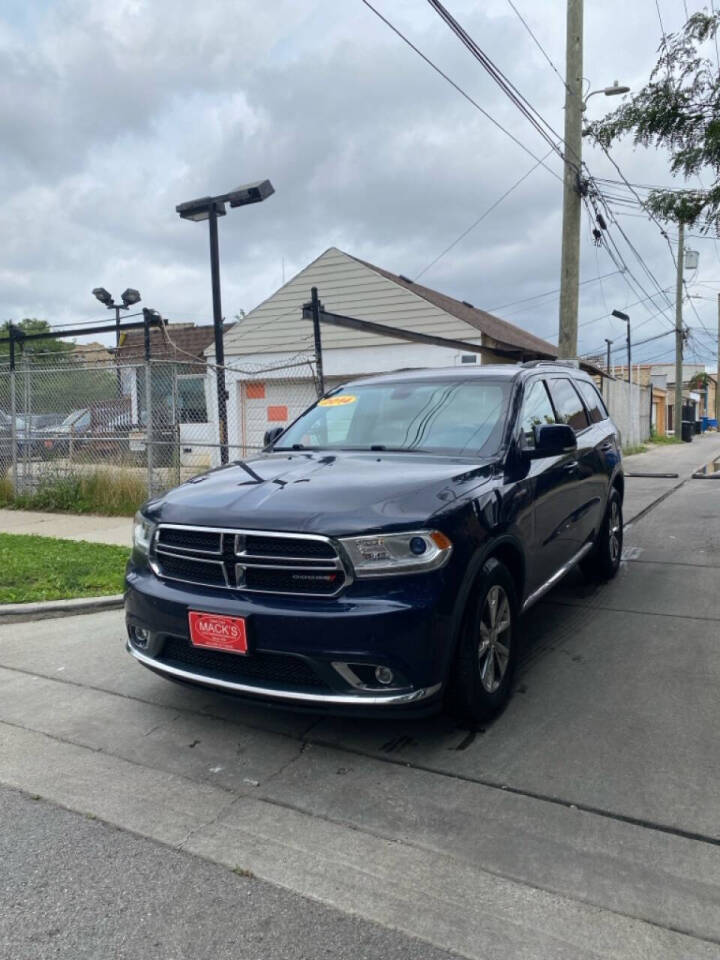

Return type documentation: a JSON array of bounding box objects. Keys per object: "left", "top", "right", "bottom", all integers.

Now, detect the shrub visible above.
[{"left": 0, "top": 468, "right": 147, "bottom": 516}]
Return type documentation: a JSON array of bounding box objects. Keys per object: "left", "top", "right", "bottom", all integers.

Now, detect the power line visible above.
[
  {"left": 425, "top": 0, "right": 574, "bottom": 166},
  {"left": 490, "top": 271, "right": 620, "bottom": 315},
  {"left": 504, "top": 0, "right": 568, "bottom": 93},
  {"left": 359, "top": 0, "right": 562, "bottom": 181},
  {"left": 414, "top": 147, "right": 556, "bottom": 281}
]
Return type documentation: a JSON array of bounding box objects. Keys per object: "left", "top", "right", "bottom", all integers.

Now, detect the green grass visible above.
[
  {"left": 622, "top": 443, "right": 649, "bottom": 456},
  {"left": 648, "top": 432, "right": 683, "bottom": 446},
  {"left": 0, "top": 533, "right": 129, "bottom": 604},
  {"left": 0, "top": 470, "right": 145, "bottom": 517}
]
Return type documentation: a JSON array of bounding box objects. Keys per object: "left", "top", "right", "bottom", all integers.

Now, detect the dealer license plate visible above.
[{"left": 188, "top": 611, "right": 248, "bottom": 655}]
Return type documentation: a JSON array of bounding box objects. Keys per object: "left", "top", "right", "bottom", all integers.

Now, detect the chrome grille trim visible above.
[{"left": 152, "top": 523, "right": 350, "bottom": 597}]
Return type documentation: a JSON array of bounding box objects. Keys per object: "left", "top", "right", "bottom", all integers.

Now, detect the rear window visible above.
[
  {"left": 547, "top": 378, "right": 589, "bottom": 432},
  {"left": 575, "top": 379, "right": 608, "bottom": 423}
]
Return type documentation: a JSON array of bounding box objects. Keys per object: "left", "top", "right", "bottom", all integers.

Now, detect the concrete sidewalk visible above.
[{"left": 0, "top": 508, "right": 132, "bottom": 546}]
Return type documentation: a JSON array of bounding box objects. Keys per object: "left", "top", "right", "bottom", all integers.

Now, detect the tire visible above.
[
  {"left": 447, "top": 558, "right": 518, "bottom": 726},
  {"left": 581, "top": 487, "right": 623, "bottom": 581}
]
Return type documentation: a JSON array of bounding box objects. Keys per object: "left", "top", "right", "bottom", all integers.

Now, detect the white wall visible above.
[{"left": 602, "top": 377, "right": 651, "bottom": 448}]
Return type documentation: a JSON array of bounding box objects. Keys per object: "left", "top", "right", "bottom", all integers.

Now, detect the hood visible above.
[{"left": 148, "top": 451, "right": 497, "bottom": 536}]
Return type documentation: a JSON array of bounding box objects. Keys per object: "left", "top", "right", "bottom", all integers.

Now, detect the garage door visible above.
[{"left": 238, "top": 379, "right": 318, "bottom": 454}]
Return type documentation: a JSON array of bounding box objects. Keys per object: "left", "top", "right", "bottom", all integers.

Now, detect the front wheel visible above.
[
  {"left": 447, "top": 558, "right": 518, "bottom": 726},
  {"left": 581, "top": 487, "right": 623, "bottom": 581}
]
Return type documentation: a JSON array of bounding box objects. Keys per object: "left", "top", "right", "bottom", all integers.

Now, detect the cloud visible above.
[{"left": 0, "top": 0, "right": 715, "bottom": 363}]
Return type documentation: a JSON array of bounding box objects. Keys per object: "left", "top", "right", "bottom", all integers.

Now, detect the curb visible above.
[{"left": 0, "top": 594, "right": 124, "bottom": 625}]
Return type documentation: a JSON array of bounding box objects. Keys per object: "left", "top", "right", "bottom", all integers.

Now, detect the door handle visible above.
[{"left": 563, "top": 460, "right": 579, "bottom": 472}]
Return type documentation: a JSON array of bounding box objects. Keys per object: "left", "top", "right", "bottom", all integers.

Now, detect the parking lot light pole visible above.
[
  {"left": 92, "top": 287, "right": 142, "bottom": 349},
  {"left": 176, "top": 180, "right": 275, "bottom": 465}
]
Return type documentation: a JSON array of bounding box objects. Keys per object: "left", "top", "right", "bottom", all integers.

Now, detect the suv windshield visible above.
[{"left": 275, "top": 378, "right": 511, "bottom": 457}]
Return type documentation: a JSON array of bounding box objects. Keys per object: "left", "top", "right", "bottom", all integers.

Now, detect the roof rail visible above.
[{"left": 521, "top": 359, "right": 580, "bottom": 369}]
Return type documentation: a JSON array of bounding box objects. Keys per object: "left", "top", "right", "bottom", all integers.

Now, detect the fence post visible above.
[
  {"left": 9, "top": 328, "right": 17, "bottom": 493},
  {"left": 143, "top": 309, "right": 154, "bottom": 499},
  {"left": 172, "top": 362, "right": 181, "bottom": 488},
  {"left": 310, "top": 286, "right": 325, "bottom": 398}
]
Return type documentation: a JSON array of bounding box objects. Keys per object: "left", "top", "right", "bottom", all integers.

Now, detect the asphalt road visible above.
[
  {"left": 0, "top": 785, "right": 456, "bottom": 960},
  {"left": 1, "top": 435, "right": 719, "bottom": 959}
]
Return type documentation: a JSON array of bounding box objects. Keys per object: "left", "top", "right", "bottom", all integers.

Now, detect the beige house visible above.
[{"left": 210, "top": 247, "right": 567, "bottom": 457}]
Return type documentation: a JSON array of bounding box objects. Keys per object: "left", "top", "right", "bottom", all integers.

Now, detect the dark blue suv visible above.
[{"left": 125, "top": 362, "right": 623, "bottom": 723}]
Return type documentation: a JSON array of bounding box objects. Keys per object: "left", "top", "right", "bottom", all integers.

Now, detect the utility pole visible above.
[
  {"left": 558, "top": 0, "right": 584, "bottom": 359},
  {"left": 675, "top": 221, "right": 685, "bottom": 436},
  {"left": 605, "top": 338, "right": 612, "bottom": 374}
]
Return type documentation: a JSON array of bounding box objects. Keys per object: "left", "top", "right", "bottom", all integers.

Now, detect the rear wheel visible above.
[
  {"left": 581, "top": 487, "right": 623, "bottom": 581},
  {"left": 447, "top": 558, "right": 518, "bottom": 726}
]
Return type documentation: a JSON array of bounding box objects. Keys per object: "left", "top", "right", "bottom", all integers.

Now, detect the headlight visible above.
[
  {"left": 133, "top": 511, "right": 156, "bottom": 555},
  {"left": 340, "top": 530, "right": 452, "bottom": 577}
]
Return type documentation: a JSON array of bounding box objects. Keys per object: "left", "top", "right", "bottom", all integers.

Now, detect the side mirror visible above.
[
  {"left": 263, "top": 426, "right": 284, "bottom": 448},
  {"left": 529, "top": 423, "right": 577, "bottom": 458}
]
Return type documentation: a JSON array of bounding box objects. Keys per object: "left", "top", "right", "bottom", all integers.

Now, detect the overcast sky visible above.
[{"left": 2, "top": 0, "right": 718, "bottom": 365}]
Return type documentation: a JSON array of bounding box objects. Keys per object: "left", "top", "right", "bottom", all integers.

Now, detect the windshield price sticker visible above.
[{"left": 318, "top": 395, "right": 357, "bottom": 407}]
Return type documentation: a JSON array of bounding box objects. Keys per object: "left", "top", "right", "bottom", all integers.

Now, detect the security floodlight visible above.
[
  {"left": 176, "top": 197, "right": 227, "bottom": 221},
  {"left": 92, "top": 287, "right": 114, "bottom": 307},
  {"left": 227, "top": 179, "right": 275, "bottom": 208},
  {"left": 603, "top": 81, "right": 630, "bottom": 96},
  {"left": 176, "top": 178, "right": 276, "bottom": 465},
  {"left": 121, "top": 288, "right": 142, "bottom": 307}
]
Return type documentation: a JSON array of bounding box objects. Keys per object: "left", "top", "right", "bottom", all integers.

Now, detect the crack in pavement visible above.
[
  {"left": 2, "top": 717, "right": 719, "bottom": 954},
  {"left": 1, "top": 667, "right": 720, "bottom": 854}
]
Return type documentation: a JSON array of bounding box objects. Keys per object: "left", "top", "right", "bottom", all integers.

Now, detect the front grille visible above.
[
  {"left": 158, "top": 636, "right": 328, "bottom": 689},
  {"left": 243, "top": 566, "right": 342, "bottom": 595},
  {"left": 152, "top": 524, "right": 349, "bottom": 597},
  {"left": 157, "top": 527, "right": 222, "bottom": 554},
  {"left": 154, "top": 552, "right": 226, "bottom": 587},
  {"left": 243, "top": 535, "right": 336, "bottom": 559}
]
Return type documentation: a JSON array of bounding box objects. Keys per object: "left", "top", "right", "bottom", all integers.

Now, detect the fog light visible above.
[
  {"left": 375, "top": 665, "right": 394, "bottom": 685},
  {"left": 133, "top": 626, "right": 151, "bottom": 649}
]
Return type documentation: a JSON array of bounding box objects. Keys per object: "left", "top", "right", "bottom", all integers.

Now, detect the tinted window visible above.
[
  {"left": 519, "top": 379, "right": 556, "bottom": 447},
  {"left": 547, "top": 378, "right": 589, "bottom": 432},
  {"left": 276, "top": 379, "right": 511, "bottom": 457},
  {"left": 576, "top": 379, "right": 608, "bottom": 423}
]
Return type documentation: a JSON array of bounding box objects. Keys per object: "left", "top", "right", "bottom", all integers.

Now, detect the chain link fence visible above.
[{"left": 0, "top": 349, "right": 320, "bottom": 505}]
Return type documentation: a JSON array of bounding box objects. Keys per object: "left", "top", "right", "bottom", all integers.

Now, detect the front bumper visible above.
[{"left": 125, "top": 565, "right": 450, "bottom": 713}]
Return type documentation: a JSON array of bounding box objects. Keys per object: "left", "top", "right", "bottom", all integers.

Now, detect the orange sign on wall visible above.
[
  {"left": 246, "top": 382, "right": 266, "bottom": 399},
  {"left": 267, "top": 405, "right": 288, "bottom": 422}
]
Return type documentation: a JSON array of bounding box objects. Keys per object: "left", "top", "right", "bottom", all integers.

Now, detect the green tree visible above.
[
  {"left": 589, "top": 12, "right": 720, "bottom": 230},
  {"left": 0, "top": 318, "right": 75, "bottom": 360}
]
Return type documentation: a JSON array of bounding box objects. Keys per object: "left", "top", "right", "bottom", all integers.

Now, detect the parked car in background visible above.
[{"left": 126, "top": 361, "right": 623, "bottom": 724}]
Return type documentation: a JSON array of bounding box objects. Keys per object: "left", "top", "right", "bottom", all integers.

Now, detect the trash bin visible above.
[
  {"left": 681, "top": 420, "right": 694, "bottom": 442},
  {"left": 694, "top": 420, "right": 702, "bottom": 435},
  {"left": 702, "top": 416, "right": 709, "bottom": 432}
]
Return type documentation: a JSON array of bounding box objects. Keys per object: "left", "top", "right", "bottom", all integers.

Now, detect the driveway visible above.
[{"left": 1, "top": 436, "right": 719, "bottom": 959}]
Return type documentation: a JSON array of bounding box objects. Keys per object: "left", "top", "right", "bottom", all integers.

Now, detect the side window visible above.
[
  {"left": 547, "top": 378, "right": 589, "bottom": 432},
  {"left": 576, "top": 379, "right": 607, "bottom": 424},
  {"left": 519, "top": 379, "right": 556, "bottom": 447}
]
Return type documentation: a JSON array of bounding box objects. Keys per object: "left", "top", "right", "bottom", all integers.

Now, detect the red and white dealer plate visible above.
[{"left": 188, "top": 611, "right": 248, "bottom": 655}]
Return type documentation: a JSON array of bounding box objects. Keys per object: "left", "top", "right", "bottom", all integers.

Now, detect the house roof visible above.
[
  {"left": 345, "top": 252, "right": 559, "bottom": 359},
  {"left": 117, "top": 323, "right": 231, "bottom": 371}
]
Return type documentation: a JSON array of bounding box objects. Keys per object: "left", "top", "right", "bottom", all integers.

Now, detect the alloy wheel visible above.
[{"left": 477, "top": 584, "right": 511, "bottom": 694}]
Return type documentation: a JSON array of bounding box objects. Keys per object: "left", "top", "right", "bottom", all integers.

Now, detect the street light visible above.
[
  {"left": 92, "top": 287, "right": 142, "bottom": 347},
  {"left": 176, "top": 179, "right": 275, "bottom": 464},
  {"left": 583, "top": 80, "right": 630, "bottom": 110},
  {"left": 611, "top": 309, "right": 631, "bottom": 382}
]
